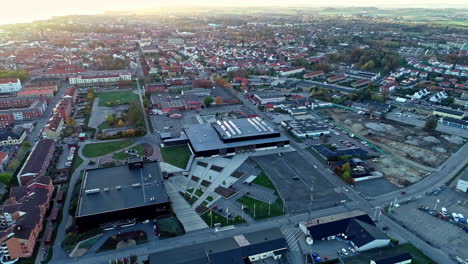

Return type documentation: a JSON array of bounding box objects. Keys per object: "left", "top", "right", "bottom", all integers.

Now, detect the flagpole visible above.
[
  {"left": 254, "top": 202, "right": 256, "bottom": 219},
  {"left": 268, "top": 200, "right": 271, "bottom": 216}
]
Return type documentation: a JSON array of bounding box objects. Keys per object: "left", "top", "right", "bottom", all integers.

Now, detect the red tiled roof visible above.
[{"left": 0, "top": 78, "right": 19, "bottom": 84}]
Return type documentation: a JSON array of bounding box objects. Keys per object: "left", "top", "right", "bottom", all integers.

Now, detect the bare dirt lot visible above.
[{"left": 317, "top": 108, "right": 464, "bottom": 186}]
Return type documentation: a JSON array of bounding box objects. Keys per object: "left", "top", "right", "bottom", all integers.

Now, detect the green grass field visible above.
[
  {"left": 160, "top": 145, "right": 191, "bottom": 169},
  {"left": 82, "top": 140, "right": 135, "bottom": 158},
  {"left": 96, "top": 91, "right": 139, "bottom": 106},
  {"left": 112, "top": 144, "right": 144, "bottom": 160},
  {"left": 237, "top": 196, "right": 285, "bottom": 220},
  {"left": 399, "top": 243, "right": 437, "bottom": 264},
  {"left": 200, "top": 211, "right": 245, "bottom": 227},
  {"left": 252, "top": 171, "right": 276, "bottom": 190}
]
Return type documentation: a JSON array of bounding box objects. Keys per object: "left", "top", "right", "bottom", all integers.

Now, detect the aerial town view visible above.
[{"left": 0, "top": 1, "right": 467, "bottom": 264}]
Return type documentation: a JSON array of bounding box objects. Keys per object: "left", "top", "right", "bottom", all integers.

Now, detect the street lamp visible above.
[{"left": 434, "top": 199, "right": 440, "bottom": 211}]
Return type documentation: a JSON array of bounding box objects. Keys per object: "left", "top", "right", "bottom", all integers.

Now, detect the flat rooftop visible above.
[
  {"left": 76, "top": 161, "right": 169, "bottom": 217},
  {"left": 184, "top": 120, "right": 289, "bottom": 153}
]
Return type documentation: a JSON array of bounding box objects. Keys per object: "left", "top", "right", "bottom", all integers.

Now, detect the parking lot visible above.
[
  {"left": 253, "top": 152, "right": 347, "bottom": 215},
  {"left": 391, "top": 188, "right": 468, "bottom": 259}
]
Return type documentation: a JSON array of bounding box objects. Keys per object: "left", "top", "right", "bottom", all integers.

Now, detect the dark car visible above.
[
  {"left": 400, "top": 191, "right": 406, "bottom": 195},
  {"left": 382, "top": 226, "right": 390, "bottom": 231}
]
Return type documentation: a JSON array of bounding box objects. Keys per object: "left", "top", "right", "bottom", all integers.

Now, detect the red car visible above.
[{"left": 211, "top": 205, "right": 218, "bottom": 210}]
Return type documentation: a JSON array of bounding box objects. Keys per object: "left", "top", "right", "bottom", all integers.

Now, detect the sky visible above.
[{"left": 1, "top": 0, "right": 467, "bottom": 25}]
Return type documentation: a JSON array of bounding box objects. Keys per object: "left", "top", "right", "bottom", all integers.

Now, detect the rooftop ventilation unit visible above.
[
  {"left": 132, "top": 183, "right": 141, "bottom": 187},
  {"left": 116, "top": 186, "right": 121, "bottom": 190}
]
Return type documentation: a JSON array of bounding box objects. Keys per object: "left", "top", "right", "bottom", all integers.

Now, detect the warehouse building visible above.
[
  {"left": 75, "top": 159, "right": 171, "bottom": 231},
  {"left": 149, "top": 228, "right": 287, "bottom": 264},
  {"left": 433, "top": 107, "right": 466, "bottom": 120},
  {"left": 299, "top": 210, "right": 390, "bottom": 251},
  {"left": 281, "top": 119, "right": 330, "bottom": 138},
  {"left": 456, "top": 168, "right": 468, "bottom": 193},
  {"left": 184, "top": 117, "right": 289, "bottom": 157}
]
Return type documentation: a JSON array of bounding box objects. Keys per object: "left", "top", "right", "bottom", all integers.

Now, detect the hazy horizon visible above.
[{"left": 2, "top": 0, "right": 468, "bottom": 25}]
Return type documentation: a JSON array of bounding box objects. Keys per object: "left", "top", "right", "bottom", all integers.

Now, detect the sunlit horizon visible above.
[{"left": 2, "top": 0, "right": 468, "bottom": 25}]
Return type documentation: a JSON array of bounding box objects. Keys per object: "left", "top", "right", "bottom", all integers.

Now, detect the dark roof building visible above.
[
  {"left": 184, "top": 118, "right": 289, "bottom": 157},
  {"left": 299, "top": 210, "right": 390, "bottom": 251},
  {"left": 149, "top": 228, "right": 287, "bottom": 264},
  {"left": 75, "top": 159, "right": 171, "bottom": 231},
  {"left": 17, "top": 139, "right": 55, "bottom": 185}
]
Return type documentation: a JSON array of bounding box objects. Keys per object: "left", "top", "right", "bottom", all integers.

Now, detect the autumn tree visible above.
[
  {"left": 118, "top": 119, "right": 124, "bottom": 127},
  {"left": 425, "top": 118, "right": 438, "bottom": 131},
  {"left": 215, "top": 96, "right": 223, "bottom": 105},
  {"left": 66, "top": 117, "right": 76, "bottom": 127},
  {"left": 127, "top": 129, "right": 136, "bottom": 137},
  {"left": 106, "top": 114, "right": 114, "bottom": 125}
]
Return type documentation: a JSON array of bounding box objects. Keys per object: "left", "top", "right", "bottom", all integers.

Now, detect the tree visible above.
[
  {"left": 371, "top": 93, "right": 386, "bottom": 103},
  {"left": 22, "top": 141, "right": 31, "bottom": 149},
  {"left": 127, "top": 129, "right": 135, "bottom": 137},
  {"left": 0, "top": 173, "right": 12, "bottom": 185},
  {"left": 203, "top": 96, "right": 214, "bottom": 106},
  {"left": 106, "top": 115, "right": 114, "bottom": 124},
  {"left": 425, "top": 118, "right": 438, "bottom": 131},
  {"left": 6, "top": 160, "right": 18, "bottom": 171},
  {"left": 117, "top": 119, "right": 124, "bottom": 127},
  {"left": 65, "top": 117, "right": 76, "bottom": 128},
  {"left": 215, "top": 96, "right": 223, "bottom": 105}
]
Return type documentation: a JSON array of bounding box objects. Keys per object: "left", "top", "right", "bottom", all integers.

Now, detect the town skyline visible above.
[{"left": 2, "top": 0, "right": 468, "bottom": 25}]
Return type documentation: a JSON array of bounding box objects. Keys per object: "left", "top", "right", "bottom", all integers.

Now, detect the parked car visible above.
[
  {"left": 382, "top": 226, "right": 390, "bottom": 231},
  {"left": 341, "top": 248, "right": 348, "bottom": 256}
]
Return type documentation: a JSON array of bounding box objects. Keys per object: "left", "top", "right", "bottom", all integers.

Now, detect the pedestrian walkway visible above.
[
  {"left": 281, "top": 227, "right": 304, "bottom": 252},
  {"left": 165, "top": 182, "right": 208, "bottom": 232},
  {"left": 193, "top": 155, "right": 248, "bottom": 208}
]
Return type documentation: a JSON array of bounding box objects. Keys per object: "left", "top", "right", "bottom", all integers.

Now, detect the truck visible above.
[
  {"left": 458, "top": 214, "right": 465, "bottom": 224},
  {"left": 441, "top": 207, "right": 448, "bottom": 217},
  {"left": 452, "top": 213, "right": 459, "bottom": 222}
]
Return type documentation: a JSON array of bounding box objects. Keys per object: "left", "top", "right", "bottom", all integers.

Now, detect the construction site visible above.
[{"left": 317, "top": 107, "right": 465, "bottom": 186}]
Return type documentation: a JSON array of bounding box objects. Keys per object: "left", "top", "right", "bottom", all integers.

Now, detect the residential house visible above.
[{"left": 17, "top": 139, "right": 55, "bottom": 185}]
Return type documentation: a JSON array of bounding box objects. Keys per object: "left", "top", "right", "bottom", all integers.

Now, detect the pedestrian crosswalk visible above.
[{"left": 282, "top": 227, "right": 304, "bottom": 252}]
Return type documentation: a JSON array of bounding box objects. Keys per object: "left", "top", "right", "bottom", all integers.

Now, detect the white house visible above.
[
  {"left": 69, "top": 72, "right": 131, "bottom": 85},
  {"left": 0, "top": 78, "right": 22, "bottom": 93}
]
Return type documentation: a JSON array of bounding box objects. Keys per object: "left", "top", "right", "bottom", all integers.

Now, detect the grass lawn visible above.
[
  {"left": 200, "top": 211, "right": 245, "bottom": 227},
  {"left": 97, "top": 121, "right": 112, "bottom": 130},
  {"left": 206, "top": 196, "right": 214, "bottom": 202},
  {"left": 71, "top": 155, "right": 84, "bottom": 173},
  {"left": 237, "top": 196, "right": 285, "bottom": 220},
  {"left": 160, "top": 145, "right": 191, "bottom": 169},
  {"left": 252, "top": 171, "right": 276, "bottom": 190},
  {"left": 399, "top": 243, "right": 437, "bottom": 264},
  {"left": 78, "top": 234, "right": 101, "bottom": 249},
  {"left": 112, "top": 144, "right": 144, "bottom": 160},
  {"left": 82, "top": 140, "right": 134, "bottom": 158},
  {"left": 158, "top": 217, "right": 185, "bottom": 238},
  {"left": 96, "top": 91, "right": 139, "bottom": 106}
]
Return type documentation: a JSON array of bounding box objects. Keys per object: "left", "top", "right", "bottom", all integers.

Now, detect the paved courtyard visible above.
[
  {"left": 254, "top": 152, "right": 347, "bottom": 215},
  {"left": 390, "top": 188, "right": 468, "bottom": 260}
]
